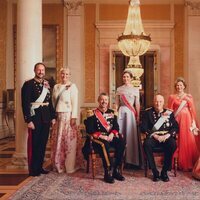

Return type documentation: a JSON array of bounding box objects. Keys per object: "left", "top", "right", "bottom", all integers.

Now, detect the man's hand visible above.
[
  {"left": 27, "top": 121, "right": 35, "bottom": 130},
  {"left": 163, "top": 133, "right": 170, "bottom": 142},
  {"left": 153, "top": 133, "right": 170, "bottom": 142},
  {"left": 153, "top": 134, "right": 159, "bottom": 141},
  {"left": 107, "top": 133, "right": 114, "bottom": 142},
  {"left": 99, "top": 135, "right": 109, "bottom": 141}
]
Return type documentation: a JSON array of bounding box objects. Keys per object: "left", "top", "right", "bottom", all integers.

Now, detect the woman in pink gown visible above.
[{"left": 168, "top": 77, "right": 199, "bottom": 171}]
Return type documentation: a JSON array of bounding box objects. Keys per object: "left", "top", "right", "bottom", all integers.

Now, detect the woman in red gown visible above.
[{"left": 168, "top": 77, "right": 199, "bottom": 171}]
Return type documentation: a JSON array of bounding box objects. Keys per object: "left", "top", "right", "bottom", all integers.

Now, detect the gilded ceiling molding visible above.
[{"left": 185, "top": 0, "right": 200, "bottom": 15}]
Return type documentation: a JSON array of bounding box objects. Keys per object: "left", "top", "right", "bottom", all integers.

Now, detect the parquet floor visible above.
[{"left": 0, "top": 136, "right": 51, "bottom": 200}]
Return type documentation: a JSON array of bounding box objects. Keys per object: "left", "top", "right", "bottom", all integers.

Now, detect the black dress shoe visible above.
[
  {"left": 152, "top": 170, "right": 160, "bottom": 182},
  {"left": 160, "top": 171, "right": 169, "bottom": 182},
  {"left": 40, "top": 168, "right": 49, "bottom": 174},
  {"left": 152, "top": 174, "right": 160, "bottom": 182},
  {"left": 104, "top": 173, "right": 115, "bottom": 184},
  {"left": 113, "top": 171, "right": 125, "bottom": 181}
]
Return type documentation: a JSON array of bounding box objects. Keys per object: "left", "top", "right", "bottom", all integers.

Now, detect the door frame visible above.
[{"left": 109, "top": 44, "right": 161, "bottom": 108}]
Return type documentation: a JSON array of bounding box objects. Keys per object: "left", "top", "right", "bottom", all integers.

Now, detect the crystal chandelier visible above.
[{"left": 117, "top": 0, "right": 151, "bottom": 87}]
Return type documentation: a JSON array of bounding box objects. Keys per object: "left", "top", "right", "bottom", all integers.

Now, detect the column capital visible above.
[
  {"left": 185, "top": 0, "right": 200, "bottom": 15},
  {"left": 63, "top": 0, "right": 83, "bottom": 11}
]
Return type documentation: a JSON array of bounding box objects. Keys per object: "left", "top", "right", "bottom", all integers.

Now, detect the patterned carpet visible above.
[{"left": 9, "top": 169, "right": 200, "bottom": 200}]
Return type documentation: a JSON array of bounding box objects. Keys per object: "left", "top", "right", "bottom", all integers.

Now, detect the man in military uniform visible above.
[
  {"left": 21, "top": 62, "right": 56, "bottom": 176},
  {"left": 140, "top": 94, "right": 179, "bottom": 182},
  {"left": 84, "top": 93, "right": 126, "bottom": 183}
]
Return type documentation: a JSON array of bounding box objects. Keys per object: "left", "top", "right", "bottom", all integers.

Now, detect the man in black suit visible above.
[
  {"left": 84, "top": 93, "right": 126, "bottom": 183},
  {"left": 21, "top": 62, "right": 56, "bottom": 176},
  {"left": 140, "top": 94, "right": 179, "bottom": 182}
]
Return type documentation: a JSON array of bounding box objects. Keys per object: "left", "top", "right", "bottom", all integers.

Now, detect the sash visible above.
[
  {"left": 152, "top": 110, "right": 172, "bottom": 132},
  {"left": 54, "top": 87, "right": 68, "bottom": 111},
  {"left": 94, "top": 109, "right": 111, "bottom": 132},
  {"left": 30, "top": 87, "right": 49, "bottom": 116},
  {"left": 174, "top": 100, "right": 187, "bottom": 117},
  {"left": 121, "top": 94, "right": 137, "bottom": 117}
]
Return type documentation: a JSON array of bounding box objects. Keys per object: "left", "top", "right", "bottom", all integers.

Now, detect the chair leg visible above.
[
  {"left": 86, "top": 157, "right": 90, "bottom": 173},
  {"left": 120, "top": 161, "right": 125, "bottom": 175},
  {"left": 174, "top": 157, "right": 178, "bottom": 177},
  {"left": 91, "top": 152, "right": 96, "bottom": 179},
  {"left": 144, "top": 158, "right": 148, "bottom": 177}
]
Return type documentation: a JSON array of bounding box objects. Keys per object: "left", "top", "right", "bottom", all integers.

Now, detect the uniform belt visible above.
[
  {"left": 101, "top": 132, "right": 108, "bottom": 136},
  {"left": 31, "top": 102, "right": 49, "bottom": 107},
  {"left": 153, "top": 131, "right": 168, "bottom": 135}
]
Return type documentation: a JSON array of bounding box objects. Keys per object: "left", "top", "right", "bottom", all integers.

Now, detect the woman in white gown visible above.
[
  {"left": 51, "top": 68, "right": 78, "bottom": 173},
  {"left": 116, "top": 70, "right": 141, "bottom": 166}
]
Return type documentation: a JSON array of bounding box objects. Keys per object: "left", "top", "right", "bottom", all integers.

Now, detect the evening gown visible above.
[
  {"left": 168, "top": 94, "right": 199, "bottom": 171},
  {"left": 192, "top": 133, "right": 200, "bottom": 180},
  {"left": 51, "top": 83, "right": 78, "bottom": 173},
  {"left": 116, "top": 85, "right": 141, "bottom": 166}
]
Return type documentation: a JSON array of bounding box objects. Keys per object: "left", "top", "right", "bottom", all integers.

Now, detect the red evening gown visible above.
[{"left": 168, "top": 94, "right": 199, "bottom": 171}]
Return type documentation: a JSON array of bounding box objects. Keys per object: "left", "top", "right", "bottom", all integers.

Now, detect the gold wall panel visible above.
[
  {"left": 0, "top": 0, "right": 7, "bottom": 102},
  {"left": 99, "top": 4, "right": 170, "bottom": 21},
  {"left": 43, "top": 4, "right": 64, "bottom": 81},
  {"left": 99, "top": 4, "right": 128, "bottom": 20},
  {"left": 141, "top": 5, "right": 170, "bottom": 20},
  {"left": 84, "top": 4, "right": 96, "bottom": 103},
  {"left": 174, "top": 5, "right": 184, "bottom": 80}
]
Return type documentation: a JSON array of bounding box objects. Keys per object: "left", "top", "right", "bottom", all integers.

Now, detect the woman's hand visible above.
[
  {"left": 136, "top": 116, "right": 140, "bottom": 125},
  {"left": 70, "top": 118, "right": 76, "bottom": 127}
]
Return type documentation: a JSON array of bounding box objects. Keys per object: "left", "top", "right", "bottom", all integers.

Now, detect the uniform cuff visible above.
[
  {"left": 92, "top": 132, "right": 101, "bottom": 138},
  {"left": 111, "top": 130, "right": 118, "bottom": 136}
]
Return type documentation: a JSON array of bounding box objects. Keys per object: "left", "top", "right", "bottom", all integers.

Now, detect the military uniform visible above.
[
  {"left": 21, "top": 78, "right": 55, "bottom": 176},
  {"left": 140, "top": 107, "right": 179, "bottom": 177},
  {"left": 83, "top": 108, "right": 125, "bottom": 182}
]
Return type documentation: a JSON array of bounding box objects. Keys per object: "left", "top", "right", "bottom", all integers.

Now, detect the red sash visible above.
[
  {"left": 94, "top": 109, "right": 111, "bottom": 132},
  {"left": 121, "top": 94, "right": 137, "bottom": 117}
]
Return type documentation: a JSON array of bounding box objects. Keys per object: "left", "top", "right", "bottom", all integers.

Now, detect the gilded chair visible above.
[{"left": 80, "top": 108, "right": 125, "bottom": 179}]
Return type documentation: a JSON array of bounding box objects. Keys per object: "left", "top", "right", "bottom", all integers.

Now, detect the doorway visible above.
[{"left": 110, "top": 51, "right": 157, "bottom": 110}]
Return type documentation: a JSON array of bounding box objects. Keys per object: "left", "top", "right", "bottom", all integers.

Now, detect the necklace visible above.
[{"left": 177, "top": 93, "right": 185, "bottom": 99}]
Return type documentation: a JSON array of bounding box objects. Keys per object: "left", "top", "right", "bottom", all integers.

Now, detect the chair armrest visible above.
[{"left": 79, "top": 124, "right": 87, "bottom": 138}]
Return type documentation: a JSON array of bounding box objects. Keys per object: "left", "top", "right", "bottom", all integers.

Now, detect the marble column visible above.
[
  {"left": 6, "top": 0, "right": 14, "bottom": 89},
  {"left": 63, "top": 0, "right": 84, "bottom": 123},
  {"left": 9, "top": 0, "right": 42, "bottom": 168}
]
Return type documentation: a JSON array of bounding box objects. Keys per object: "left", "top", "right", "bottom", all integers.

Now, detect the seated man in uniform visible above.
[
  {"left": 140, "top": 94, "right": 179, "bottom": 182},
  {"left": 84, "top": 93, "right": 126, "bottom": 184}
]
